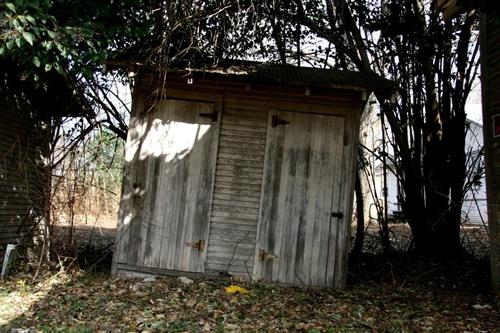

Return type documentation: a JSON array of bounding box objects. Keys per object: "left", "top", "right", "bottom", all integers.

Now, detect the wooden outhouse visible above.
[{"left": 112, "top": 62, "right": 393, "bottom": 287}]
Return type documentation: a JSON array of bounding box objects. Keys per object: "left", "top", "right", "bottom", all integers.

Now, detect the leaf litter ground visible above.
[
  {"left": 1, "top": 223, "right": 497, "bottom": 332},
  {"left": 1, "top": 254, "right": 498, "bottom": 333}
]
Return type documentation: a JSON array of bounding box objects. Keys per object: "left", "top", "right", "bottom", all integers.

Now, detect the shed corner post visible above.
[{"left": 335, "top": 99, "right": 365, "bottom": 288}]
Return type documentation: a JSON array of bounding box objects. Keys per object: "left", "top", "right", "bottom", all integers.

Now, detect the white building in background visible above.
[
  {"left": 462, "top": 120, "right": 487, "bottom": 225},
  {"left": 360, "top": 110, "right": 487, "bottom": 226}
]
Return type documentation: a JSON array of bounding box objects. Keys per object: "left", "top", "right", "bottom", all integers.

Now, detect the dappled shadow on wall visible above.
[{"left": 115, "top": 98, "right": 217, "bottom": 271}]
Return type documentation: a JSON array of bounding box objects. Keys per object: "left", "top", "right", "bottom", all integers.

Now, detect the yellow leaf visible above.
[{"left": 225, "top": 285, "right": 249, "bottom": 294}]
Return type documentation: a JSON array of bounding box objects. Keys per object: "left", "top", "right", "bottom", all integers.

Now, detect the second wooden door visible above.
[{"left": 254, "top": 110, "right": 346, "bottom": 286}]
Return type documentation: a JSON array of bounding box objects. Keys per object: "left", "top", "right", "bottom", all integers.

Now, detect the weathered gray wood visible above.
[
  {"left": 220, "top": 128, "right": 267, "bottom": 139},
  {"left": 219, "top": 134, "right": 266, "bottom": 146},
  {"left": 210, "top": 210, "right": 259, "bottom": 221},
  {"left": 212, "top": 198, "right": 260, "bottom": 209},
  {"left": 116, "top": 263, "right": 205, "bottom": 279},
  {"left": 114, "top": 78, "right": 362, "bottom": 287},
  {"left": 331, "top": 102, "right": 362, "bottom": 288},
  {"left": 218, "top": 146, "right": 265, "bottom": 156},
  {"left": 213, "top": 182, "right": 262, "bottom": 192},
  {"left": 216, "top": 159, "right": 266, "bottom": 168},
  {"left": 114, "top": 97, "right": 219, "bottom": 274},
  {"left": 213, "top": 193, "right": 261, "bottom": 203},
  {"left": 112, "top": 91, "right": 146, "bottom": 273},
  {"left": 215, "top": 169, "right": 263, "bottom": 180},
  {"left": 212, "top": 186, "right": 262, "bottom": 198},
  {"left": 254, "top": 110, "right": 346, "bottom": 287},
  {"left": 214, "top": 176, "right": 263, "bottom": 186},
  {"left": 205, "top": 97, "right": 268, "bottom": 276}
]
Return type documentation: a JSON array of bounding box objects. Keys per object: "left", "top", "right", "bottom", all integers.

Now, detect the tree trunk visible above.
[{"left": 351, "top": 167, "right": 365, "bottom": 260}]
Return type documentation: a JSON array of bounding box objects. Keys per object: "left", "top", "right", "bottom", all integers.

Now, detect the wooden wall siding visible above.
[
  {"left": 254, "top": 110, "right": 346, "bottom": 287},
  {"left": 0, "top": 97, "right": 47, "bottom": 248},
  {"left": 205, "top": 97, "right": 268, "bottom": 277},
  {"left": 115, "top": 97, "right": 219, "bottom": 273},
  {"left": 113, "top": 81, "right": 363, "bottom": 287}
]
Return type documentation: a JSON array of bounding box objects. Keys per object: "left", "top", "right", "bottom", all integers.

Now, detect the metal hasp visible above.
[
  {"left": 199, "top": 111, "right": 218, "bottom": 122},
  {"left": 271, "top": 115, "right": 290, "bottom": 127},
  {"left": 186, "top": 240, "right": 205, "bottom": 252},
  {"left": 331, "top": 212, "right": 344, "bottom": 219}
]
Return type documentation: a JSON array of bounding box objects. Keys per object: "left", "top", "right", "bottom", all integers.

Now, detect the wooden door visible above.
[
  {"left": 254, "top": 110, "right": 345, "bottom": 286},
  {"left": 124, "top": 98, "right": 219, "bottom": 273}
]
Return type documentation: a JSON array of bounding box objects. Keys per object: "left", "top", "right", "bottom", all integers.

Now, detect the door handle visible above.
[{"left": 331, "top": 212, "right": 344, "bottom": 218}]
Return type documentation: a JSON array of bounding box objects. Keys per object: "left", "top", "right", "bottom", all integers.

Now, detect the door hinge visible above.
[
  {"left": 259, "top": 249, "right": 278, "bottom": 261},
  {"left": 186, "top": 240, "right": 205, "bottom": 252},
  {"left": 199, "top": 111, "right": 218, "bottom": 122},
  {"left": 272, "top": 115, "right": 290, "bottom": 128},
  {"left": 331, "top": 212, "right": 344, "bottom": 219}
]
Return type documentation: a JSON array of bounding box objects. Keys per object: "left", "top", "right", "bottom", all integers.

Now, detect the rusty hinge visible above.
[
  {"left": 199, "top": 110, "right": 218, "bottom": 122},
  {"left": 259, "top": 249, "right": 278, "bottom": 261},
  {"left": 272, "top": 115, "right": 290, "bottom": 128},
  {"left": 186, "top": 240, "right": 205, "bottom": 252}
]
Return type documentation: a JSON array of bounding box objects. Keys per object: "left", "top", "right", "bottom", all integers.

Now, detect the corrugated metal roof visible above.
[
  {"left": 181, "top": 61, "right": 396, "bottom": 94},
  {"left": 108, "top": 59, "right": 396, "bottom": 95}
]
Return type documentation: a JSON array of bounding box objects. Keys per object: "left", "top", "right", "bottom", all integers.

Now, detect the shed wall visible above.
[{"left": 205, "top": 96, "right": 268, "bottom": 277}]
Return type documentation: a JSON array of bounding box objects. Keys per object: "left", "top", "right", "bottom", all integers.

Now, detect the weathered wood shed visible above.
[{"left": 112, "top": 61, "right": 393, "bottom": 287}]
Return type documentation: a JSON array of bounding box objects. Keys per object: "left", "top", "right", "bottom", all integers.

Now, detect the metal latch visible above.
[
  {"left": 259, "top": 249, "right": 278, "bottom": 261},
  {"left": 186, "top": 240, "right": 205, "bottom": 252},
  {"left": 199, "top": 111, "right": 218, "bottom": 122},
  {"left": 272, "top": 115, "right": 290, "bottom": 128},
  {"left": 331, "top": 212, "right": 344, "bottom": 219}
]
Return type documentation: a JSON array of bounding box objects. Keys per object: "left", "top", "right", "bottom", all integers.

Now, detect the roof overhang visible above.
[{"left": 106, "top": 60, "right": 396, "bottom": 100}]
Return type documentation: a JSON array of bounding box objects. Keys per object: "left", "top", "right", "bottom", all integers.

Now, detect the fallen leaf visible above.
[{"left": 225, "top": 285, "right": 249, "bottom": 294}]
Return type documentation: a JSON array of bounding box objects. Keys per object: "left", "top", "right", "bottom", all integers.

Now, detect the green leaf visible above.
[
  {"left": 22, "top": 32, "right": 35, "bottom": 46},
  {"left": 17, "top": 15, "right": 27, "bottom": 25},
  {"left": 47, "top": 30, "right": 58, "bottom": 38},
  {"left": 26, "top": 16, "right": 36, "bottom": 24},
  {"left": 33, "top": 56, "right": 41, "bottom": 67},
  {"left": 53, "top": 63, "right": 63, "bottom": 73},
  {"left": 5, "top": 3, "right": 15, "bottom": 13},
  {"left": 0, "top": 46, "right": 4, "bottom": 55},
  {"left": 42, "top": 41, "right": 53, "bottom": 51},
  {"left": 44, "top": 63, "right": 52, "bottom": 72}
]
